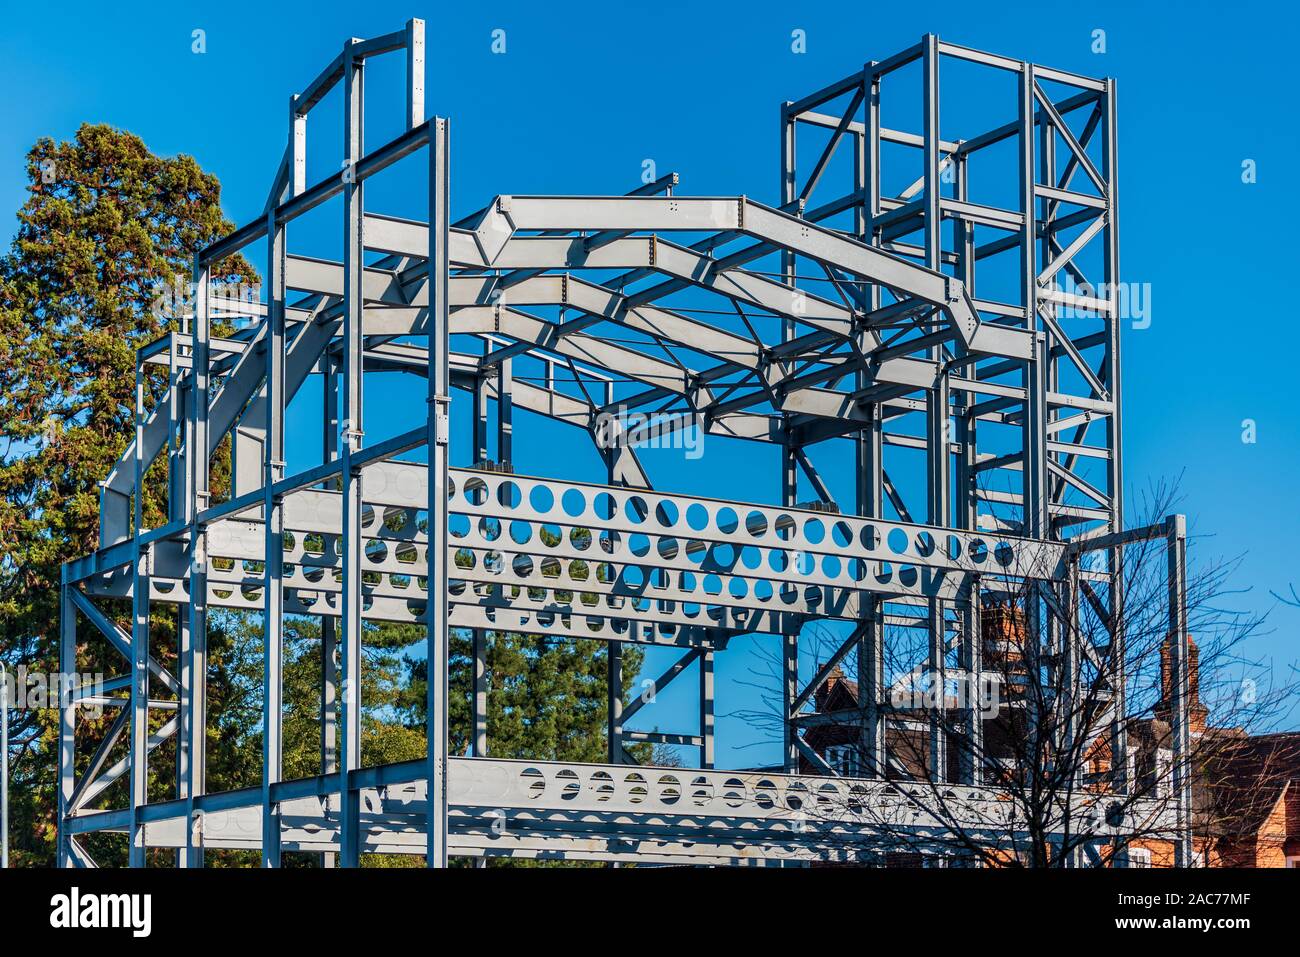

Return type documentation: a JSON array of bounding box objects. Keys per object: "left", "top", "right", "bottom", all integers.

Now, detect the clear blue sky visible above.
[{"left": 3, "top": 0, "right": 1297, "bottom": 763}]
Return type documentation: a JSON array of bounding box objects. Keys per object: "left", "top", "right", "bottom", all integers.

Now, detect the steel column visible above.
[
  {"left": 185, "top": 257, "right": 210, "bottom": 868},
  {"left": 1166, "top": 516, "right": 1193, "bottom": 866},
  {"left": 425, "top": 115, "right": 451, "bottom": 868},
  {"left": 57, "top": 580, "right": 76, "bottom": 868},
  {"left": 261, "top": 194, "right": 288, "bottom": 867},
  {"left": 338, "top": 40, "right": 366, "bottom": 867}
]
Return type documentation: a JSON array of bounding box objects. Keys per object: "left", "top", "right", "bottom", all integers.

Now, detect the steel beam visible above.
[
  {"left": 425, "top": 115, "right": 451, "bottom": 868},
  {"left": 338, "top": 38, "right": 365, "bottom": 868}
]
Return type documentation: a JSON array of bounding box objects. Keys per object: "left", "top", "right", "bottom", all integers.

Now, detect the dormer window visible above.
[{"left": 825, "top": 745, "right": 861, "bottom": 777}]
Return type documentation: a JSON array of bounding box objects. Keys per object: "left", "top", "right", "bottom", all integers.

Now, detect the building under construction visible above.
[{"left": 56, "top": 19, "right": 1196, "bottom": 866}]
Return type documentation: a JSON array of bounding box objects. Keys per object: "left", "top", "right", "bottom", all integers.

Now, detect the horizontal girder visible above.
[
  {"left": 78, "top": 464, "right": 1066, "bottom": 636},
  {"left": 65, "top": 756, "right": 1174, "bottom": 865}
]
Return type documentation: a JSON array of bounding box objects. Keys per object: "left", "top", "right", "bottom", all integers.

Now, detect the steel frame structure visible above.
[{"left": 56, "top": 21, "right": 1192, "bottom": 867}]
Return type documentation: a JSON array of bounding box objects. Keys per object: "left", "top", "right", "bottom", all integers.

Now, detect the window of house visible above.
[
  {"left": 1286, "top": 856, "right": 1300, "bottom": 869},
  {"left": 1129, "top": 847, "right": 1152, "bottom": 868},
  {"left": 1154, "top": 749, "right": 1172, "bottom": 799},
  {"left": 825, "top": 745, "right": 860, "bottom": 776}
]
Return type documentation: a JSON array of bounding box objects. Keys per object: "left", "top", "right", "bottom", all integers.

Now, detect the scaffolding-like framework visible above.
[{"left": 57, "top": 20, "right": 1194, "bottom": 867}]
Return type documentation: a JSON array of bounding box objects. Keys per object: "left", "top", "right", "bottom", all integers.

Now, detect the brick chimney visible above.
[
  {"left": 1156, "top": 634, "right": 1209, "bottom": 734},
  {"left": 980, "top": 603, "right": 1028, "bottom": 669},
  {"left": 978, "top": 603, "right": 1030, "bottom": 710}
]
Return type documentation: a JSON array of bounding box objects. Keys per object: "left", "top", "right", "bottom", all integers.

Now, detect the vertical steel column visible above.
[
  {"left": 857, "top": 64, "right": 886, "bottom": 781},
  {"left": 1037, "top": 109, "right": 1064, "bottom": 712},
  {"left": 1101, "top": 78, "right": 1124, "bottom": 555},
  {"left": 1166, "top": 515, "right": 1193, "bottom": 867},
  {"left": 852, "top": 74, "right": 867, "bottom": 244},
  {"left": 425, "top": 116, "right": 451, "bottom": 868},
  {"left": 1024, "top": 332, "right": 1049, "bottom": 731},
  {"left": 921, "top": 35, "right": 942, "bottom": 272},
  {"left": 1060, "top": 559, "right": 1082, "bottom": 813},
  {"left": 780, "top": 366, "right": 799, "bottom": 772},
  {"left": 1018, "top": 62, "right": 1039, "bottom": 342},
  {"left": 185, "top": 257, "right": 210, "bottom": 868},
  {"left": 954, "top": 151, "right": 978, "bottom": 531},
  {"left": 470, "top": 358, "right": 489, "bottom": 756},
  {"left": 779, "top": 98, "right": 796, "bottom": 311},
  {"left": 779, "top": 98, "right": 800, "bottom": 776},
  {"left": 472, "top": 367, "right": 490, "bottom": 465},
  {"left": 487, "top": 358, "right": 511, "bottom": 753},
  {"left": 782, "top": 633, "right": 799, "bottom": 772},
  {"left": 1038, "top": 104, "right": 1058, "bottom": 425},
  {"left": 608, "top": 640, "right": 624, "bottom": 764},
  {"left": 128, "top": 359, "right": 149, "bottom": 868},
  {"left": 961, "top": 577, "right": 983, "bottom": 786},
  {"left": 174, "top": 604, "right": 189, "bottom": 867},
  {"left": 1017, "top": 64, "right": 1049, "bottom": 793},
  {"left": 600, "top": 396, "right": 624, "bottom": 767},
  {"left": 957, "top": 411, "right": 977, "bottom": 531},
  {"left": 290, "top": 98, "right": 307, "bottom": 197},
  {"left": 472, "top": 633, "right": 488, "bottom": 758},
  {"left": 958, "top": 399, "right": 980, "bottom": 786},
  {"left": 405, "top": 19, "right": 424, "bottom": 132},
  {"left": 338, "top": 39, "right": 366, "bottom": 867},
  {"left": 1019, "top": 65, "right": 1046, "bottom": 539},
  {"left": 128, "top": 556, "right": 149, "bottom": 868},
  {"left": 922, "top": 35, "right": 948, "bottom": 785},
  {"left": 262, "top": 97, "right": 299, "bottom": 862},
  {"left": 57, "top": 577, "right": 75, "bottom": 868},
  {"left": 261, "top": 189, "right": 288, "bottom": 867},
  {"left": 167, "top": 336, "right": 185, "bottom": 522},
  {"left": 320, "top": 362, "right": 338, "bottom": 868},
  {"left": 593, "top": 383, "right": 623, "bottom": 768},
  {"left": 954, "top": 133, "right": 980, "bottom": 790},
  {"left": 699, "top": 650, "right": 715, "bottom": 769},
  {"left": 926, "top": 369, "right": 949, "bottom": 784},
  {"left": 954, "top": 137, "right": 980, "bottom": 782},
  {"left": 1101, "top": 78, "right": 1129, "bottom": 808},
  {"left": 320, "top": 362, "right": 338, "bottom": 768},
  {"left": 488, "top": 356, "right": 512, "bottom": 766},
  {"left": 497, "top": 359, "right": 513, "bottom": 469},
  {"left": 777, "top": 91, "right": 800, "bottom": 768}
]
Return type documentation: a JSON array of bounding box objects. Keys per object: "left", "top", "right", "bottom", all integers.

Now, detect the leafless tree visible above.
[{"left": 732, "top": 484, "right": 1298, "bottom": 867}]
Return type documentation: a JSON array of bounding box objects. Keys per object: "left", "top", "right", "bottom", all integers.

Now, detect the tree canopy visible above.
[
  {"left": 0, "top": 124, "right": 254, "bottom": 864},
  {"left": 0, "top": 124, "right": 645, "bottom": 867}
]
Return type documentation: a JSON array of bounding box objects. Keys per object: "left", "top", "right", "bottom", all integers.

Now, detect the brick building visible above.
[{"left": 801, "top": 607, "right": 1300, "bottom": 867}]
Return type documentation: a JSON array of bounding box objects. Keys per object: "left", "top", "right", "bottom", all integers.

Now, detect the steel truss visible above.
[{"left": 57, "top": 21, "right": 1192, "bottom": 867}]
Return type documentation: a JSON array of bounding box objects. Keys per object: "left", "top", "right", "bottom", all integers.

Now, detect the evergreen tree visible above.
[
  {"left": 0, "top": 124, "right": 254, "bottom": 865},
  {"left": 0, "top": 125, "right": 647, "bottom": 866}
]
